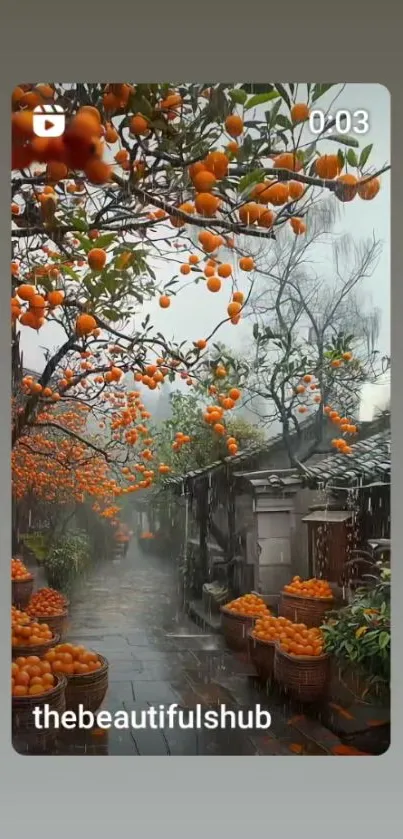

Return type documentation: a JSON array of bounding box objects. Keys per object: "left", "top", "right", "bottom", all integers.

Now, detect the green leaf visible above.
[
  {"left": 238, "top": 169, "right": 265, "bottom": 193},
  {"left": 346, "top": 149, "right": 358, "bottom": 167},
  {"left": 59, "top": 264, "right": 80, "bottom": 281},
  {"left": 36, "top": 275, "right": 53, "bottom": 293},
  {"left": 268, "top": 99, "right": 282, "bottom": 129},
  {"left": 359, "top": 144, "right": 373, "bottom": 168},
  {"left": 276, "top": 113, "right": 293, "bottom": 131},
  {"left": 327, "top": 134, "right": 359, "bottom": 148},
  {"left": 129, "top": 92, "right": 153, "bottom": 117},
  {"left": 300, "top": 142, "right": 317, "bottom": 164},
  {"left": 337, "top": 149, "right": 345, "bottom": 170},
  {"left": 74, "top": 233, "right": 93, "bottom": 254},
  {"left": 240, "top": 84, "right": 275, "bottom": 94},
  {"left": 68, "top": 215, "right": 89, "bottom": 232},
  {"left": 311, "top": 83, "right": 335, "bottom": 103},
  {"left": 208, "top": 87, "right": 231, "bottom": 121},
  {"left": 246, "top": 91, "right": 280, "bottom": 110},
  {"left": 102, "top": 308, "right": 121, "bottom": 322},
  {"left": 94, "top": 233, "right": 116, "bottom": 250},
  {"left": 131, "top": 289, "right": 144, "bottom": 303},
  {"left": 229, "top": 88, "right": 248, "bottom": 105},
  {"left": 274, "top": 83, "right": 291, "bottom": 109},
  {"left": 241, "top": 133, "right": 253, "bottom": 158},
  {"left": 150, "top": 116, "right": 171, "bottom": 133},
  {"left": 379, "top": 631, "right": 390, "bottom": 649}
]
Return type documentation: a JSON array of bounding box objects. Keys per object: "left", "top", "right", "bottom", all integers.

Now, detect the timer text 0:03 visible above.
[{"left": 309, "top": 110, "right": 370, "bottom": 135}]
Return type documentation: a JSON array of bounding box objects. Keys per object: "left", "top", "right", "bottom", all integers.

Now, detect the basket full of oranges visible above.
[
  {"left": 279, "top": 577, "right": 334, "bottom": 628},
  {"left": 43, "top": 643, "right": 109, "bottom": 713},
  {"left": 248, "top": 615, "right": 290, "bottom": 681},
  {"left": 12, "top": 655, "right": 67, "bottom": 746},
  {"left": 26, "top": 588, "right": 69, "bottom": 638},
  {"left": 273, "top": 622, "right": 330, "bottom": 702},
  {"left": 12, "top": 617, "right": 60, "bottom": 658},
  {"left": 11, "top": 558, "right": 34, "bottom": 609},
  {"left": 220, "top": 594, "right": 271, "bottom": 651}
]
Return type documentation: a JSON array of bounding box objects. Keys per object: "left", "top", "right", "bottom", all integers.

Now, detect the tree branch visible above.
[{"left": 30, "top": 421, "right": 111, "bottom": 460}]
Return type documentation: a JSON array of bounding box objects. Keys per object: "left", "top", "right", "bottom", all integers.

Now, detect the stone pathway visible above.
[{"left": 15, "top": 542, "right": 354, "bottom": 756}]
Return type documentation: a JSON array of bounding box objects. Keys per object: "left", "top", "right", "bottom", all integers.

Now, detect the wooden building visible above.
[{"left": 153, "top": 413, "right": 390, "bottom": 612}]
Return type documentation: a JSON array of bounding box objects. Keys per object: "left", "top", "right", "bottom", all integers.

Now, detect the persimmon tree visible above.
[
  {"left": 151, "top": 391, "right": 264, "bottom": 479},
  {"left": 240, "top": 200, "right": 389, "bottom": 468},
  {"left": 11, "top": 81, "right": 390, "bottom": 521}
]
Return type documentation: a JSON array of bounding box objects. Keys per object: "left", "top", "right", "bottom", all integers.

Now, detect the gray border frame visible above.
[{"left": 1, "top": 2, "right": 400, "bottom": 834}]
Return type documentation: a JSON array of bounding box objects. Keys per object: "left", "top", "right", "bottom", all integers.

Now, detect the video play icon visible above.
[{"left": 33, "top": 103, "right": 66, "bottom": 138}]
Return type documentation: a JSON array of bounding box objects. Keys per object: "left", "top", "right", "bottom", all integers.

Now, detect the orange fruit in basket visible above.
[
  {"left": 251, "top": 614, "right": 293, "bottom": 642},
  {"left": 28, "top": 684, "right": 46, "bottom": 696},
  {"left": 30, "top": 676, "right": 44, "bottom": 686},
  {"left": 25, "top": 664, "right": 42, "bottom": 678},
  {"left": 44, "top": 649, "right": 57, "bottom": 662},
  {"left": 12, "top": 619, "right": 55, "bottom": 647},
  {"left": 59, "top": 652, "right": 73, "bottom": 664},
  {"left": 277, "top": 620, "right": 325, "bottom": 657},
  {"left": 14, "top": 669, "right": 30, "bottom": 686},
  {"left": 11, "top": 607, "right": 30, "bottom": 627},
  {"left": 48, "top": 643, "right": 103, "bottom": 675},
  {"left": 26, "top": 587, "right": 67, "bottom": 617},
  {"left": 11, "top": 558, "right": 32, "bottom": 581},
  {"left": 283, "top": 576, "right": 333, "bottom": 599},
  {"left": 13, "top": 684, "right": 28, "bottom": 696},
  {"left": 226, "top": 593, "right": 270, "bottom": 618},
  {"left": 11, "top": 658, "right": 57, "bottom": 697},
  {"left": 56, "top": 643, "right": 74, "bottom": 654},
  {"left": 74, "top": 662, "right": 89, "bottom": 674}
]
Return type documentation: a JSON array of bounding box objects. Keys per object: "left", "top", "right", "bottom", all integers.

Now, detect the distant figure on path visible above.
[{"left": 115, "top": 523, "right": 133, "bottom": 557}]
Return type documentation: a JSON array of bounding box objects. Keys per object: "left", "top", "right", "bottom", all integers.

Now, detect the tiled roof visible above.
[
  {"left": 160, "top": 416, "right": 391, "bottom": 492},
  {"left": 302, "top": 429, "right": 391, "bottom": 488},
  {"left": 161, "top": 440, "right": 266, "bottom": 488},
  {"left": 160, "top": 420, "right": 313, "bottom": 489}
]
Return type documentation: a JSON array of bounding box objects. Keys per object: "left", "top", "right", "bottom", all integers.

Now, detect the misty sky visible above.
[{"left": 18, "top": 83, "right": 390, "bottom": 401}]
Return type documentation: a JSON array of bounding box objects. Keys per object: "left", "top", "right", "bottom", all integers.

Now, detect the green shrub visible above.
[
  {"left": 322, "top": 565, "right": 390, "bottom": 700},
  {"left": 20, "top": 531, "right": 52, "bottom": 563},
  {"left": 42, "top": 531, "right": 91, "bottom": 594}
]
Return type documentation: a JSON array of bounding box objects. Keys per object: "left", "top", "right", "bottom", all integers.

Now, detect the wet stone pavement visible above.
[{"left": 14, "top": 543, "right": 349, "bottom": 756}]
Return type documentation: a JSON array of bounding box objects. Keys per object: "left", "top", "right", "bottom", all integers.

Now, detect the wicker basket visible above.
[
  {"left": 12, "top": 633, "right": 60, "bottom": 660},
  {"left": 274, "top": 644, "right": 330, "bottom": 702},
  {"left": 220, "top": 606, "right": 257, "bottom": 651},
  {"left": 59, "top": 653, "right": 109, "bottom": 714},
  {"left": 248, "top": 632, "right": 275, "bottom": 681},
  {"left": 31, "top": 611, "right": 69, "bottom": 639},
  {"left": 12, "top": 673, "right": 67, "bottom": 753},
  {"left": 279, "top": 592, "right": 334, "bottom": 628},
  {"left": 12, "top": 577, "right": 34, "bottom": 610}
]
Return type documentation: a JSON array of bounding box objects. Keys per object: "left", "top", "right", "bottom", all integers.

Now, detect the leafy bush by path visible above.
[
  {"left": 42, "top": 530, "right": 91, "bottom": 594},
  {"left": 322, "top": 566, "right": 390, "bottom": 700}
]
